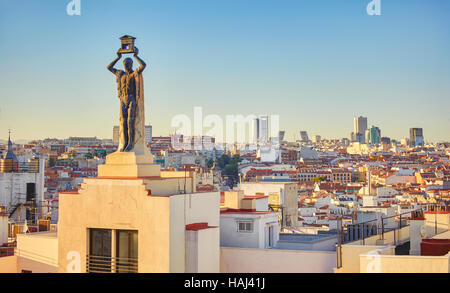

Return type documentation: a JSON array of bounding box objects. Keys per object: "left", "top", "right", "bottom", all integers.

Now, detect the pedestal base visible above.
[{"left": 98, "top": 148, "right": 161, "bottom": 178}]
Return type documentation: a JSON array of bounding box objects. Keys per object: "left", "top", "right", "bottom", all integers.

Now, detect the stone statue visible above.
[{"left": 107, "top": 43, "right": 147, "bottom": 152}]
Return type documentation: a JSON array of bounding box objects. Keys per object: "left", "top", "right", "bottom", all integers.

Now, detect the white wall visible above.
[
  {"left": 186, "top": 228, "right": 220, "bottom": 273},
  {"left": 220, "top": 247, "right": 336, "bottom": 273},
  {"left": 299, "top": 207, "right": 316, "bottom": 217},
  {"left": 185, "top": 192, "right": 220, "bottom": 227},
  {"left": 220, "top": 213, "right": 279, "bottom": 249},
  {"left": 336, "top": 245, "right": 384, "bottom": 273},
  {"left": 409, "top": 219, "right": 424, "bottom": 255},
  {"left": 15, "top": 232, "right": 58, "bottom": 273},
  {"left": 255, "top": 197, "right": 269, "bottom": 212},
  {"left": 0, "top": 215, "right": 8, "bottom": 245},
  {"left": 185, "top": 230, "right": 198, "bottom": 273},
  {"left": 0, "top": 169, "right": 45, "bottom": 220},
  {"left": 360, "top": 248, "right": 450, "bottom": 273},
  {"left": 240, "top": 182, "right": 298, "bottom": 227},
  {"left": 198, "top": 227, "right": 220, "bottom": 273},
  {"left": 221, "top": 215, "right": 260, "bottom": 248},
  {"left": 169, "top": 195, "right": 186, "bottom": 273},
  {"left": 363, "top": 195, "right": 378, "bottom": 207},
  {"left": 170, "top": 191, "right": 220, "bottom": 273}
]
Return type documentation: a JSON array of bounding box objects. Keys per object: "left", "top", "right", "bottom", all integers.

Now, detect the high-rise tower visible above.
[
  {"left": 409, "top": 128, "right": 424, "bottom": 146},
  {"left": 354, "top": 116, "right": 368, "bottom": 143}
]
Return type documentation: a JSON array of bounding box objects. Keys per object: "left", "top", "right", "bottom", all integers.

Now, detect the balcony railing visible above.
[
  {"left": 336, "top": 210, "right": 423, "bottom": 268},
  {"left": 337, "top": 210, "right": 424, "bottom": 245},
  {"left": 86, "top": 255, "right": 138, "bottom": 273}
]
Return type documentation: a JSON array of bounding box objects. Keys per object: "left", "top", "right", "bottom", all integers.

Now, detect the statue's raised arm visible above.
[
  {"left": 107, "top": 52, "right": 122, "bottom": 75},
  {"left": 133, "top": 47, "right": 146, "bottom": 74}
]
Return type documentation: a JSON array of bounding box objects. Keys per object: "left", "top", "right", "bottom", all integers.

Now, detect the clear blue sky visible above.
[{"left": 0, "top": 0, "right": 449, "bottom": 142}]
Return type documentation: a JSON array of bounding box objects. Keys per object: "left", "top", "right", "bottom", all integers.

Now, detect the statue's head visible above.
[{"left": 123, "top": 58, "right": 133, "bottom": 72}]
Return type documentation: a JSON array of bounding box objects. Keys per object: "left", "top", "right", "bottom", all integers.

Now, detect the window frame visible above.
[
  {"left": 116, "top": 229, "right": 138, "bottom": 260},
  {"left": 89, "top": 228, "right": 112, "bottom": 257},
  {"left": 236, "top": 220, "right": 254, "bottom": 233}
]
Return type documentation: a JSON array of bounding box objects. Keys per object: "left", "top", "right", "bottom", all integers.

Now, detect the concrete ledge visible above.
[
  {"left": 98, "top": 149, "right": 161, "bottom": 178},
  {"left": 98, "top": 163, "right": 161, "bottom": 178},
  {"left": 105, "top": 150, "right": 154, "bottom": 165}
]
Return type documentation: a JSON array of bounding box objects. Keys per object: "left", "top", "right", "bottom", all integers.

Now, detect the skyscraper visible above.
[
  {"left": 409, "top": 128, "right": 424, "bottom": 146},
  {"left": 354, "top": 116, "right": 368, "bottom": 143},
  {"left": 253, "top": 116, "right": 269, "bottom": 144},
  {"left": 368, "top": 126, "right": 381, "bottom": 145},
  {"left": 341, "top": 138, "right": 350, "bottom": 146},
  {"left": 253, "top": 118, "right": 260, "bottom": 144},
  {"left": 112, "top": 126, "right": 119, "bottom": 143},
  {"left": 355, "top": 133, "right": 364, "bottom": 144},
  {"left": 114, "top": 125, "right": 152, "bottom": 144},
  {"left": 145, "top": 125, "right": 152, "bottom": 144},
  {"left": 365, "top": 129, "right": 370, "bottom": 144},
  {"left": 278, "top": 131, "right": 285, "bottom": 142},
  {"left": 259, "top": 116, "right": 269, "bottom": 143},
  {"left": 300, "top": 131, "right": 309, "bottom": 142},
  {"left": 381, "top": 137, "right": 391, "bottom": 145}
]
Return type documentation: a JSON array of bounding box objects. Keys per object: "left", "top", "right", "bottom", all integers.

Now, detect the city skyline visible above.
[
  {"left": 0, "top": 0, "right": 449, "bottom": 142},
  {"left": 0, "top": 114, "right": 437, "bottom": 145}
]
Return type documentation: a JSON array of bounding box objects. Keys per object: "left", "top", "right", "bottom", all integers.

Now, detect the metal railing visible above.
[
  {"left": 341, "top": 210, "right": 421, "bottom": 245},
  {"left": 86, "top": 255, "right": 138, "bottom": 273},
  {"left": 336, "top": 210, "right": 423, "bottom": 268},
  {"left": 426, "top": 203, "right": 448, "bottom": 235}
]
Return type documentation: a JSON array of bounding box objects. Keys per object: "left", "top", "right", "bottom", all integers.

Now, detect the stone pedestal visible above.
[{"left": 98, "top": 144, "right": 161, "bottom": 178}]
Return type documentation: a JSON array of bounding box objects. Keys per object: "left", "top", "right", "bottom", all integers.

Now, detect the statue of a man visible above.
[{"left": 107, "top": 48, "right": 146, "bottom": 152}]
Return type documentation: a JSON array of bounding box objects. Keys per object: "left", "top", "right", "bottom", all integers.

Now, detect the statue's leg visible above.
[
  {"left": 121, "top": 102, "right": 129, "bottom": 152},
  {"left": 125, "top": 100, "right": 136, "bottom": 152}
]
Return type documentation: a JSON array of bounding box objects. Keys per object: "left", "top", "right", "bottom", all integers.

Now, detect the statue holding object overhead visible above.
[{"left": 107, "top": 35, "right": 147, "bottom": 152}]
